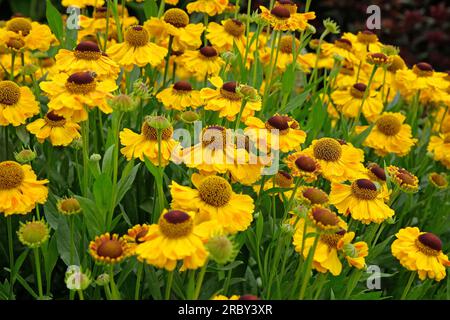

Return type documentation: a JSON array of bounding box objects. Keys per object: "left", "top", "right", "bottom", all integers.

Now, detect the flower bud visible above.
[
  {"left": 146, "top": 115, "right": 171, "bottom": 131},
  {"left": 90, "top": 153, "right": 102, "bottom": 162},
  {"left": 65, "top": 266, "right": 91, "bottom": 291},
  {"left": 17, "top": 219, "right": 50, "bottom": 249},
  {"left": 180, "top": 110, "right": 200, "bottom": 124},
  {"left": 95, "top": 273, "right": 110, "bottom": 286},
  {"left": 21, "top": 63, "right": 39, "bottom": 76},
  {"left": 14, "top": 148, "right": 36, "bottom": 163},
  {"left": 205, "top": 235, "right": 237, "bottom": 265},
  {"left": 108, "top": 94, "right": 138, "bottom": 112},
  {"left": 237, "top": 84, "right": 260, "bottom": 102},
  {"left": 323, "top": 18, "right": 340, "bottom": 34}
]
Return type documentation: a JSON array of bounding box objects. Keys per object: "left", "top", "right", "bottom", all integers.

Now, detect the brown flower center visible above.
[
  {"left": 396, "top": 169, "right": 417, "bottom": 186},
  {"left": 45, "top": 111, "right": 67, "bottom": 127},
  {"left": 200, "top": 46, "right": 218, "bottom": 58},
  {"left": 367, "top": 163, "right": 386, "bottom": 181},
  {"left": 417, "top": 233, "right": 442, "bottom": 253},
  {"left": 0, "top": 161, "right": 25, "bottom": 190},
  {"left": 198, "top": 176, "right": 232, "bottom": 207},
  {"left": 159, "top": 210, "right": 194, "bottom": 238},
  {"left": 274, "top": 171, "right": 293, "bottom": 187},
  {"left": 271, "top": 6, "right": 290, "bottom": 19},
  {"left": 357, "top": 30, "right": 378, "bottom": 44},
  {"left": 334, "top": 38, "right": 352, "bottom": 51},
  {"left": 295, "top": 155, "right": 317, "bottom": 172},
  {"left": 65, "top": 72, "right": 96, "bottom": 94},
  {"left": 413, "top": 62, "right": 433, "bottom": 77},
  {"left": 220, "top": 81, "right": 240, "bottom": 100},
  {"left": 430, "top": 173, "right": 447, "bottom": 187},
  {"left": 313, "top": 138, "right": 342, "bottom": 162},
  {"left": 321, "top": 232, "right": 345, "bottom": 248},
  {"left": 376, "top": 114, "right": 401, "bottom": 136},
  {"left": 302, "top": 188, "right": 328, "bottom": 204},
  {"left": 223, "top": 19, "right": 245, "bottom": 37},
  {"left": 0, "top": 80, "right": 21, "bottom": 105},
  {"left": 59, "top": 198, "right": 81, "bottom": 213},
  {"left": 312, "top": 207, "right": 339, "bottom": 226},
  {"left": 142, "top": 121, "right": 173, "bottom": 141},
  {"left": 350, "top": 83, "right": 367, "bottom": 99},
  {"left": 173, "top": 80, "right": 192, "bottom": 92},
  {"left": 125, "top": 26, "right": 149, "bottom": 47},
  {"left": 279, "top": 36, "right": 298, "bottom": 54},
  {"left": 6, "top": 17, "right": 32, "bottom": 36},
  {"left": 163, "top": 8, "right": 189, "bottom": 28},
  {"left": 265, "top": 115, "right": 290, "bottom": 131},
  {"left": 351, "top": 179, "right": 379, "bottom": 200},
  {"left": 74, "top": 41, "right": 102, "bottom": 60},
  {"left": 97, "top": 239, "right": 124, "bottom": 259}
]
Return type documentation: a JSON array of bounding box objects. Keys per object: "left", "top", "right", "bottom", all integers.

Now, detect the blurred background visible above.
[{"left": 0, "top": 0, "right": 449, "bottom": 70}]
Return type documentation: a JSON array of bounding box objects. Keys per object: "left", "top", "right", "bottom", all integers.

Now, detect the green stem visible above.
[
  {"left": 69, "top": 216, "right": 74, "bottom": 265},
  {"left": 162, "top": 36, "right": 174, "bottom": 88},
  {"left": 284, "top": 178, "right": 301, "bottom": 219},
  {"left": 298, "top": 233, "right": 320, "bottom": 300},
  {"left": 234, "top": 99, "right": 248, "bottom": 131},
  {"left": 134, "top": 262, "right": 144, "bottom": 300},
  {"left": 109, "top": 265, "right": 121, "bottom": 300},
  {"left": 10, "top": 51, "right": 16, "bottom": 80},
  {"left": 7, "top": 217, "right": 14, "bottom": 300},
  {"left": 400, "top": 272, "right": 416, "bottom": 300},
  {"left": 77, "top": 289, "right": 84, "bottom": 300},
  {"left": 157, "top": 0, "right": 166, "bottom": 18},
  {"left": 81, "top": 110, "right": 90, "bottom": 196},
  {"left": 262, "top": 30, "right": 282, "bottom": 113},
  {"left": 194, "top": 262, "right": 208, "bottom": 300},
  {"left": 34, "top": 248, "right": 44, "bottom": 299},
  {"left": 165, "top": 270, "right": 174, "bottom": 300}
]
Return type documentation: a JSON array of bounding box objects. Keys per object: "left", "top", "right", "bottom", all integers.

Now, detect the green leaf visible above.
[
  {"left": 144, "top": 0, "right": 158, "bottom": 19},
  {"left": 351, "top": 123, "right": 374, "bottom": 147},
  {"left": 55, "top": 218, "right": 79, "bottom": 266},
  {"left": 116, "top": 163, "right": 141, "bottom": 206},
  {"left": 144, "top": 156, "right": 162, "bottom": 185},
  {"left": 46, "top": 0, "right": 64, "bottom": 43},
  {"left": 75, "top": 196, "right": 102, "bottom": 238},
  {"left": 93, "top": 173, "right": 113, "bottom": 213},
  {"left": 102, "top": 145, "right": 115, "bottom": 178}
]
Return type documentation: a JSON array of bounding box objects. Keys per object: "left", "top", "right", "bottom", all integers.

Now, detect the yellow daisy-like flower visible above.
[
  {"left": 0, "top": 17, "right": 57, "bottom": 52},
  {"left": 123, "top": 224, "right": 150, "bottom": 255},
  {"left": 427, "top": 133, "right": 450, "bottom": 169},
  {"left": 331, "top": 83, "right": 383, "bottom": 122},
  {"left": 285, "top": 151, "right": 321, "bottom": 182},
  {"left": 253, "top": 170, "right": 295, "bottom": 199},
  {"left": 156, "top": 81, "right": 203, "bottom": 111},
  {"left": 56, "top": 197, "right": 82, "bottom": 216},
  {"left": 89, "top": 233, "right": 130, "bottom": 265},
  {"left": 181, "top": 46, "right": 225, "bottom": 80},
  {"left": 303, "top": 138, "right": 365, "bottom": 183},
  {"left": 321, "top": 38, "right": 359, "bottom": 64},
  {"left": 17, "top": 219, "right": 50, "bottom": 249},
  {"left": 387, "top": 166, "right": 419, "bottom": 193},
  {"left": 39, "top": 71, "right": 117, "bottom": 122},
  {"left": 170, "top": 173, "right": 255, "bottom": 234},
  {"left": 330, "top": 178, "right": 394, "bottom": 224},
  {"left": 136, "top": 209, "right": 218, "bottom": 271},
  {"left": 0, "top": 161, "right": 48, "bottom": 216},
  {"left": 62, "top": 0, "right": 105, "bottom": 8},
  {"left": 342, "top": 31, "right": 383, "bottom": 60},
  {"left": 244, "top": 114, "right": 306, "bottom": 153},
  {"left": 187, "top": 0, "right": 229, "bottom": 16},
  {"left": 355, "top": 112, "right": 418, "bottom": 157},
  {"left": 428, "top": 172, "right": 448, "bottom": 189},
  {"left": 259, "top": 5, "right": 315, "bottom": 31},
  {"left": 337, "top": 231, "right": 369, "bottom": 270},
  {"left": 307, "top": 205, "right": 347, "bottom": 232},
  {"left": 227, "top": 138, "right": 265, "bottom": 186},
  {"left": 0, "top": 80, "right": 39, "bottom": 127},
  {"left": 119, "top": 117, "right": 179, "bottom": 166},
  {"left": 296, "top": 186, "right": 329, "bottom": 207},
  {"left": 26, "top": 111, "right": 81, "bottom": 147},
  {"left": 201, "top": 77, "right": 261, "bottom": 121},
  {"left": 206, "top": 19, "right": 246, "bottom": 53},
  {"left": 54, "top": 41, "right": 120, "bottom": 79},
  {"left": 106, "top": 25, "right": 167, "bottom": 71},
  {"left": 391, "top": 227, "right": 450, "bottom": 281}
]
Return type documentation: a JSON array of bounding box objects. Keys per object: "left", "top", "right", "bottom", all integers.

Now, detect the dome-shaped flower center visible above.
[
  {"left": 321, "top": 231, "right": 345, "bottom": 248},
  {"left": 279, "top": 36, "right": 298, "bottom": 54},
  {"left": 159, "top": 210, "right": 194, "bottom": 238},
  {"left": 0, "top": 80, "right": 21, "bottom": 105},
  {"left": 313, "top": 138, "right": 342, "bottom": 162},
  {"left": 163, "top": 8, "right": 189, "bottom": 28},
  {"left": 266, "top": 115, "right": 290, "bottom": 131},
  {"left": 368, "top": 52, "right": 389, "bottom": 65},
  {"left": 351, "top": 179, "right": 379, "bottom": 200},
  {"left": 74, "top": 41, "right": 102, "bottom": 60},
  {"left": 274, "top": 171, "right": 293, "bottom": 187},
  {"left": 65, "top": 72, "right": 96, "bottom": 94},
  {"left": 173, "top": 80, "right": 193, "bottom": 92},
  {"left": 224, "top": 19, "right": 245, "bottom": 37},
  {"left": 39, "top": 57, "right": 55, "bottom": 68},
  {"left": 6, "top": 17, "right": 32, "bottom": 36},
  {"left": 357, "top": 30, "right": 378, "bottom": 44},
  {"left": 6, "top": 36, "right": 25, "bottom": 50},
  {"left": 134, "top": 228, "right": 149, "bottom": 243},
  {"left": 59, "top": 198, "right": 81, "bottom": 213},
  {"left": 311, "top": 207, "right": 339, "bottom": 226},
  {"left": 45, "top": 111, "right": 66, "bottom": 127},
  {"left": 417, "top": 233, "right": 442, "bottom": 255},
  {"left": 19, "top": 221, "right": 48, "bottom": 245},
  {"left": 94, "top": 7, "right": 109, "bottom": 19},
  {"left": 198, "top": 176, "right": 232, "bottom": 207},
  {"left": 395, "top": 168, "right": 417, "bottom": 186},
  {"left": 142, "top": 121, "right": 173, "bottom": 141},
  {"left": 125, "top": 26, "right": 149, "bottom": 47},
  {"left": 387, "top": 55, "right": 406, "bottom": 73},
  {"left": 302, "top": 188, "right": 328, "bottom": 204},
  {"left": 413, "top": 62, "right": 433, "bottom": 77},
  {"left": 97, "top": 239, "right": 124, "bottom": 259},
  {"left": 334, "top": 38, "right": 352, "bottom": 51},
  {"left": 220, "top": 81, "right": 240, "bottom": 100},
  {"left": 429, "top": 173, "right": 447, "bottom": 187},
  {"left": 201, "top": 126, "right": 227, "bottom": 148},
  {"left": 350, "top": 83, "right": 367, "bottom": 99},
  {"left": 200, "top": 46, "right": 218, "bottom": 58},
  {"left": 276, "top": 0, "right": 297, "bottom": 14},
  {"left": 295, "top": 155, "right": 317, "bottom": 172},
  {"left": 271, "top": 6, "right": 291, "bottom": 19},
  {"left": 376, "top": 114, "right": 401, "bottom": 136},
  {"left": 367, "top": 163, "right": 386, "bottom": 181},
  {"left": 0, "top": 161, "right": 25, "bottom": 190}
]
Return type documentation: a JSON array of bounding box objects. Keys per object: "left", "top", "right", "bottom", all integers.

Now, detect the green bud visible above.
[
  {"left": 108, "top": 94, "right": 138, "bottom": 112},
  {"left": 236, "top": 84, "right": 260, "bottom": 102},
  {"left": 70, "top": 137, "right": 83, "bottom": 150},
  {"left": 21, "top": 63, "right": 39, "bottom": 76},
  {"left": 132, "top": 79, "right": 152, "bottom": 100},
  {"left": 14, "top": 148, "right": 36, "bottom": 163},
  {"left": 146, "top": 115, "right": 171, "bottom": 131},
  {"left": 65, "top": 266, "right": 91, "bottom": 291},
  {"left": 323, "top": 18, "right": 340, "bottom": 34},
  {"left": 180, "top": 110, "right": 200, "bottom": 124},
  {"left": 343, "top": 243, "right": 358, "bottom": 258},
  {"left": 90, "top": 153, "right": 102, "bottom": 162},
  {"left": 205, "top": 235, "right": 237, "bottom": 265},
  {"left": 95, "top": 273, "right": 110, "bottom": 286}
]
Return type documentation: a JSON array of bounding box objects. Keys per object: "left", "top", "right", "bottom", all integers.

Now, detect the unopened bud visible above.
[{"left": 14, "top": 148, "right": 36, "bottom": 163}]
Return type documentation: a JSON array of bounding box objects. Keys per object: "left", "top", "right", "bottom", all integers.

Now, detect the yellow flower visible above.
[
  {"left": 0, "top": 80, "right": 39, "bottom": 126},
  {"left": 201, "top": 77, "right": 261, "bottom": 121},
  {"left": 181, "top": 47, "right": 225, "bottom": 80},
  {"left": 106, "top": 25, "right": 167, "bottom": 71},
  {"left": 330, "top": 178, "right": 394, "bottom": 224},
  {"left": 331, "top": 83, "right": 383, "bottom": 122},
  {"left": 355, "top": 112, "right": 417, "bottom": 157},
  {"left": 307, "top": 205, "right": 347, "bottom": 232},
  {"left": 296, "top": 186, "right": 329, "bottom": 207},
  {"left": 0, "top": 17, "right": 57, "bottom": 52},
  {"left": 0, "top": 161, "right": 48, "bottom": 216},
  {"left": 427, "top": 133, "right": 450, "bottom": 169},
  {"left": 136, "top": 209, "right": 218, "bottom": 271},
  {"left": 89, "top": 233, "right": 131, "bottom": 265},
  {"left": 212, "top": 295, "right": 240, "bottom": 300},
  {"left": 17, "top": 219, "right": 50, "bottom": 248},
  {"left": 227, "top": 139, "right": 265, "bottom": 186},
  {"left": 337, "top": 232, "right": 369, "bottom": 269},
  {"left": 285, "top": 151, "right": 321, "bottom": 182},
  {"left": 321, "top": 38, "right": 359, "bottom": 64},
  {"left": 156, "top": 80, "right": 203, "bottom": 111},
  {"left": 303, "top": 138, "right": 365, "bottom": 183},
  {"left": 391, "top": 227, "right": 450, "bottom": 281},
  {"left": 54, "top": 41, "right": 120, "bottom": 79},
  {"left": 342, "top": 31, "right": 383, "bottom": 60},
  {"left": 428, "top": 172, "right": 448, "bottom": 189},
  {"left": 62, "top": 0, "right": 105, "bottom": 8},
  {"left": 253, "top": 170, "right": 295, "bottom": 200},
  {"left": 187, "top": 0, "right": 229, "bottom": 16},
  {"left": 56, "top": 197, "right": 82, "bottom": 216},
  {"left": 123, "top": 224, "right": 151, "bottom": 255},
  {"left": 206, "top": 19, "right": 246, "bottom": 53},
  {"left": 39, "top": 71, "right": 117, "bottom": 122},
  {"left": 26, "top": 111, "right": 81, "bottom": 147},
  {"left": 244, "top": 114, "right": 306, "bottom": 153},
  {"left": 119, "top": 117, "right": 179, "bottom": 166},
  {"left": 259, "top": 5, "right": 315, "bottom": 31},
  {"left": 387, "top": 166, "right": 419, "bottom": 193},
  {"left": 170, "top": 173, "right": 255, "bottom": 234}
]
